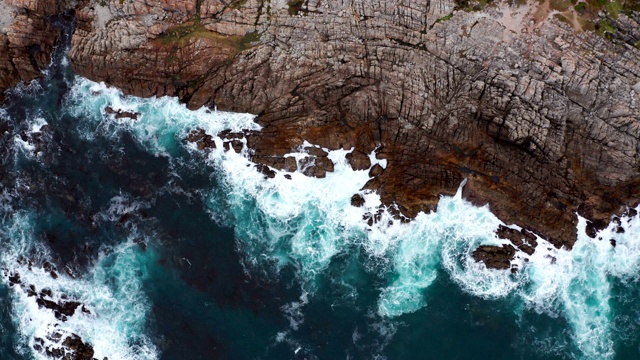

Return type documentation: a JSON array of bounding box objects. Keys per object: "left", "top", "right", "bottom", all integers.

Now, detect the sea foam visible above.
[{"left": 48, "top": 77, "right": 640, "bottom": 359}]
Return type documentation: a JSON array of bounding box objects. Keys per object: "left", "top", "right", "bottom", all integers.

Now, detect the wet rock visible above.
[
  {"left": 255, "top": 164, "right": 276, "bottom": 179},
  {"left": 133, "top": 238, "right": 147, "bottom": 252},
  {"left": 351, "top": 194, "right": 365, "bottom": 207},
  {"left": 34, "top": 331, "right": 96, "bottom": 360},
  {"left": 62, "top": 333, "right": 95, "bottom": 360},
  {"left": 585, "top": 219, "right": 609, "bottom": 239},
  {"left": 36, "top": 297, "right": 81, "bottom": 321},
  {"left": 610, "top": 239, "right": 617, "bottom": 247},
  {"left": 218, "top": 130, "right": 245, "bottom": 140},
  {"left": 494, "top": 225, "right": 537, "bottom": 255},
  {"left": 230, "top": 140, "right": 244, "bottom": 153},
  {"left": 472, "top": 244, "right": 517, "bottom": 270},
  {"left": 304, "top": 146, "right": 328, "bottom": 157},
  {"left": 105, "top": 106, "right": 139, "bottom": 120},
  {"left": 368, "top": 164, "right": 384, "bottom": 178},
  {"left": 299, "top": 156, "right": 335, "bottom": 178},
  {"left": 65, "top": 0, "right": 640, "bottom": 250},
  {"left": 185, "top": 128, "right": 216, "bottom": 150},
  {"left": 8, "top": 272, "right": 20, "bottom": 286},
  {"left": 284, "top": 157, "right": 298, "bottom": 172},
  {"left": 345, "top": 151, "right": 371, "bottom": 171}
]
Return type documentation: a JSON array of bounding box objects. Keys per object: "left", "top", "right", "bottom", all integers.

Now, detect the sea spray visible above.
[
  {"left": 0, "top": 208, "right": 157, "bottom": 360},
  {"left": 15, "top": 76, "right": 640, "bottom": 359}
]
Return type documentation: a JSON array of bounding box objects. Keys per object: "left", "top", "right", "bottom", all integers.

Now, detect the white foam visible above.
[
  {"left": 62, "top": 77, "right": 640, "bottom": 359},
  {"left": 1, "top": 211, "right": 158, "bottom": 360}
]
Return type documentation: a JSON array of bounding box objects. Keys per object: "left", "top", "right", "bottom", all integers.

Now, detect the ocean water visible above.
[{"left": 1, "top": 31, "right": 640, "bottom": 360}]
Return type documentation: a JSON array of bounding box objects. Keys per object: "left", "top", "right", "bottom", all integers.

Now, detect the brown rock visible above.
[
  {"left": 472, "top": 244, "right": 517, "bottom": 270},
  {"left": 255, "top": 163, "right": 276, "bottom": 179},
  {"left": 368, "top": 164, "right": 384, "bottom": 178},
  {"left": 105, "top": 106, "right": 139, "bottom": 120},
  {"left": 495, "top": 225, "right": 538, "bottom": 255},
  {"left": 351, "top": 194, "right": 365, "bottom": 207},
  {"left": 346, "top": 151, "right": 371, "bottom": 171},
  {"left": 62, "top": 0, "right": 640, "bottom": 251},
  {"left": 62, "top": 334, "right": 94, "bottom": 360}
]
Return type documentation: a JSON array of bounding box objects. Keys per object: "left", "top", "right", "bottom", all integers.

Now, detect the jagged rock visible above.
[
  {"left": 185, "top": 128, "right": 216, "bottom": 150},
  {"left": 0, "top": 0, "right": 76, "bottom": 102},
  {"left": 62, "top": 333, "right": 95, "bottom": 360},
  {"left": 104, "top": 106, "right": 139, "bottom": 120},
  {"left": 304, "top": 146, "right": 328, "bottom": 157},
  {"left": 230, "top": 140, "right": 243, "bottom": 153},
  {"left": 495, "top": 225, "right": 537, "bottom": 255},
  {"left": 36, "top": 296, "right": 81, "bottom": 321},
  {"left": 299, "top": 156, "right": 335, "bottom": 178},
  {"left": 1, "top": 0, "right": 639, "bottom": 252},
  {"left": 8, "top": 272, "right": 20, "bottom": 286},
  {"left": 34, "top": 331, "right": 96, "bottom": 360},
  {"left": 368, "top": 164, "right": 384, "bottom": 178},
  {"left": 346, "top": 151, "right": 371, "bottom": 171},
  {"left": 255, "top": 163, "right": 276, "bottom": 179},
  {"left": 472, "top": 244, "right": 517, "bottom": 270},
  {"left": 351, "top": 194, "right": 365, "bottom": 207}
]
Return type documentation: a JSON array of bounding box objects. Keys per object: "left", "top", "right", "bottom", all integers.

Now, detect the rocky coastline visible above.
[{"left": 2, "top": 0, "right": 640, "bottom": 269}]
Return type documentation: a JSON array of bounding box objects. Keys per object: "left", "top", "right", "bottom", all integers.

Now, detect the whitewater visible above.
[{"left": 1, "top": 44, "right": 640, "bottom": 359}]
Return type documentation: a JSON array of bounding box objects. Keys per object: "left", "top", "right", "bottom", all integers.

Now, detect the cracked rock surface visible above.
[{"left": 2, "top": 0, "right": 640, "bottom": 256}]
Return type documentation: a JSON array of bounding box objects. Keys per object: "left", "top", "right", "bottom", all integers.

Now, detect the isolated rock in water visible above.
[
  {"left": 34, "top": 331, "right": 96, "bottom": 360},
  {"left": 351, "top": 194, "right": 366, "bottom": 207},
  {"left": 472, "top": 244, "right": 517, "bottom": 270},
  {"left": 255, "top": 163, "right": 276, "bottom": 179},
  {"left": 62, "top": 334, "right": 95, "bottom": 360},
  {"left": 105, "top": 106, "right": 139, "bottom": 120},
  {"left": 185, "top": 128, "right": 216, "bottom": 150}
]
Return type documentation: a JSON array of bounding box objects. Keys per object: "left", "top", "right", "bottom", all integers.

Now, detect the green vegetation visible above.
[
  {"left": 550, "top": 0, "right": 573, "bottom": 11},
  {"left": 574, "top": 2, "right": 587, "bottom": 11},
  {"left": 604, "top": 0, "right": 622, "bottom": 18},
  {"left": 230, "top": 0, "right": 248, "bottom": 10},
  {"left": 159, "top": 18, "right": 261, "bottom": 56},
  {"left": 435, "top": 13, "right": 454, "bottom": 23},
  {"left": 454, "top": 0, "right": 494, "bottom": 11}
]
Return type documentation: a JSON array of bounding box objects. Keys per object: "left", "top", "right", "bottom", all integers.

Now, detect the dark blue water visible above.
[{"left": 1, "top": 22, "right": 640, "bottom": 360}]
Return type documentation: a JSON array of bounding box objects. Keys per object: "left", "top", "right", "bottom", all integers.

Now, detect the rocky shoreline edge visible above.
[{"left": 1, "top": 3, "right": 640, "bottom": 356}]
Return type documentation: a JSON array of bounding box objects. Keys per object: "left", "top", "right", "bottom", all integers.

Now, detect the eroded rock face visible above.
[
  {"left": 67, "top": 1, "right": 640, "bottom": 250},
  {"left": 0, "top": 0, "right": 77, "bottom": 102},
  {"left": 0, "top": 0, "right": 636, "bottom": 253}
]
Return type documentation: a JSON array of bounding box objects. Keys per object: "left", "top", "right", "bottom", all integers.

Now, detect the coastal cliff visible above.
[
  {"left": 0, "top": 0, "right": 78, "bottom": 102},
  {"left": 3, "top": 0, "right": 640, "bottom": 257}
]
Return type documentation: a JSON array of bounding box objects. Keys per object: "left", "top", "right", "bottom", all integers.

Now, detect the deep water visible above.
[{"left": 1, "top": 37, "right": 640, "bottom": 360}]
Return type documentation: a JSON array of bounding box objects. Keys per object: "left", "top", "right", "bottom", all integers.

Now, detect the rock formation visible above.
[
  {"left": 2, "top": 0, "right": 640, "bottom": 268},
  {"left": 0, "top": 0, "right": 77, "bottom": 102}
]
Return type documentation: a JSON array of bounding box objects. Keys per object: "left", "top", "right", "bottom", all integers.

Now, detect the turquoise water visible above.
[{"left": 1, "top": 37, "right": 640, "bottom": 360}]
